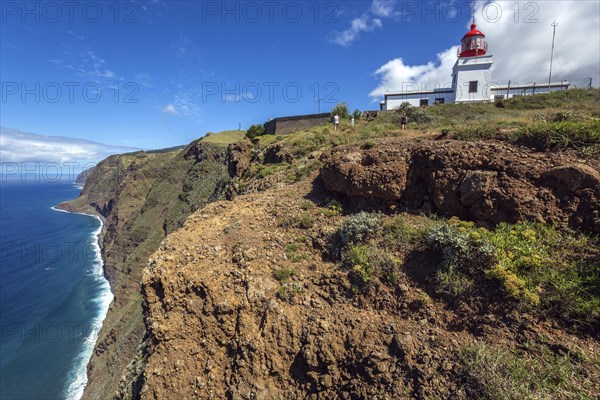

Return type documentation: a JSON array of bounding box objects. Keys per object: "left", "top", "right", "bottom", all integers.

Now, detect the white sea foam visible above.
[{"left": 50, "top": 206, "right": 114, "bottom": 400}]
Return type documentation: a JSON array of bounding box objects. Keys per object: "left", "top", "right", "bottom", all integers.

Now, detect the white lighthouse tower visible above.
[{"left": 451, "top": 23, "right": 493, "bottom": 103}]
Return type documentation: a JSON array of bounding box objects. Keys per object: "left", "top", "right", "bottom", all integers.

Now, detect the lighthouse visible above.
[
  {"left": 379, "top": 22, "right": 570, "bottom": 110},
  {"left": 451, "top": 23, "right": 493, "bottom": 103}
]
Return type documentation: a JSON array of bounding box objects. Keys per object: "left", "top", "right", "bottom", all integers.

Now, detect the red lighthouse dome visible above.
[{"left": 458, "top": 23, "right": 488, "bottom": 57}]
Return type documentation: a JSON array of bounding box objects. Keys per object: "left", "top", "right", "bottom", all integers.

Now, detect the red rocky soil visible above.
[{"left": 320, "top": 138, "right": 599, "bottom": 234}]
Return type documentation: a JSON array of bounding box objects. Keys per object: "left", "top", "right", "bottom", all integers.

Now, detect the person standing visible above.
[
  {"left": 333, "top": 114, "right": 340, "bottom": 131},
  {"left": 350, "top": 116, "right": 355, "bottom": 127},
  {"left": 401, "top": 113, "right": 407, "bottom": 130}
]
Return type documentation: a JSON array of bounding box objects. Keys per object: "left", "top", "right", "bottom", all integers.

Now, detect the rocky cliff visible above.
[
  {"left": 320, "top": 138, "right": 600, "bottom": 233},
  {"left": 57, "top": 135, "right": 240, "bottom": 399},
  {"left": 140, "top": 138, "right": 600, "bottom": 399}
]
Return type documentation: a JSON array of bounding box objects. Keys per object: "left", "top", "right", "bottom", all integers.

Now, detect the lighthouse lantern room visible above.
[{"left": 458, "top": 23, "right": 489, "bottom": 57}]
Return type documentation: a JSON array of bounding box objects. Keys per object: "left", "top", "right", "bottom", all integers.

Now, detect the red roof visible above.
[{"left": 462, "top": 23, "right": 485, "bottom": 40}]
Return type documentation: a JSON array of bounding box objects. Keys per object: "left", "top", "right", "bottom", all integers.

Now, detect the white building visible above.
[{"left": 380, "top": 24, "right": 570, "bottom": 110}]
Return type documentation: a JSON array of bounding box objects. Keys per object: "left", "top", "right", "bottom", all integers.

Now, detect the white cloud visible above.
[
  {"left": 371, "top": 0, "right": 397, "bottom": 18},
  {"left": 162, "top": 104, "right": 179, "bottom": 114},
  {"left": 330, "top": 15, "right": 383, "bottom": 47},
  {"left": 330, "top": 0, "right": 398, "bottom": 46},
  {"left": 0, "top": 127, "right": 139, "bottom": 164},
  {"left": 370, "top": 1, "right": 600, "bottom": 99},
  {"left": 370, "top": 46, "right": 459, "bottom": 98},
  {"left": 50, "top": 33, "right": 125, "bottom": 86}
]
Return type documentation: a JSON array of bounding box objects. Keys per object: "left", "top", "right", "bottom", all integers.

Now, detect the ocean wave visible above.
[{"left": 51, "top": 207, "right": 114, "bottom": 400}]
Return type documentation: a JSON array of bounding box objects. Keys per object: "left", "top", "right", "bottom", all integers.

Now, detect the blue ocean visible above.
[{"left": 0, "top": 183, "right": 112, "bottom": 400}]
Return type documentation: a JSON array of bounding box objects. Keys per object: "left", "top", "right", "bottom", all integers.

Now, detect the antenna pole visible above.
[{"left": 548, "top": 20, "right": 558, "bottom": 91}]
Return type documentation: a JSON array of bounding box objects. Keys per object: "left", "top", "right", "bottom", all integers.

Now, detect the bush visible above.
[
  {"left": 396, "top": 103, "right": 433, "bottom": 124},
  {"left": 285, "top": 243, "right": 307, "bottom": 262},
  {"left": 384, "top": 216, "right": 426, "bottom": 248},
  {"left": 339, "top": 212, "right": 384, "bottom": 245},
  {"left": 426, "top": 218, "right": 600, "bottom": 327},
  {"left": 352, "top": 109, "right": 362, "bottom": 121},
  {"left": 347, "top": 244, "right": 375, "bottom": 285},
  {"left": 298, "top": 214, "right": 314, "bottom": 229},
  {"left": 330, "top": 102, "right": 350, "bottom": 121},
  {"left": 273, "top": 267, "right": 297, "bottom": 282},
  {"left": 246, "top": 124, "right": 266, "bottom": 139}
]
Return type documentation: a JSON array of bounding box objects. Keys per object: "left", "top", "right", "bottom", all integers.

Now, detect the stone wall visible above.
[{"left": 264, "top": 113, "right": 330, "bottom": 135}]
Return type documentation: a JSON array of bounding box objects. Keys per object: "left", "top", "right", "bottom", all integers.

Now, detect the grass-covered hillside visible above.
[{"left": 251, "top": 88, "right": 599, "bottom": 161}]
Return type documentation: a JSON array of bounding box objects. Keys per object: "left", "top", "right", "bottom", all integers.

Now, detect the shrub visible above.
[
  {"left": 339, "top": 212, "right": 384, "bottom": 245},
  {"left": 298, "top": 214, "right": 314, "bottom": 229},
  {"left": 384, "top": 216, "right": 426, "bottom": 248},
  {"left": 287, "top": 159, "right": 321, "bottom": 183},
  {"left": 370, "top": 251, "right": 400, "bottom": 284},
  {"left": 361, "top": 141, "right": 375, "bottom": 150},
  {"left": 436, "top": 265, "right": 474, "bottom": 297},
  {"left": 396, "top": 103, "right": 433, "bottom": 124},
  {"left": 252, "top": 163, "right": 289, "bottom": 179},
  {"left": 426, "top": 219, "right": 494, "bottom": 276},
  {"left": 277, "top": 282, "right": 304, "bottom": 299},
  {"left": 273, "top": 267, "right": 297, "bottom": 282},
  {"left": 352, "top": 109, "right": 362, "bottom": 121},
  {"left": 330, "top": 102, "right": 350, "bottom": 121},
  {"left": 347, "top": 244, "right": 374, "bottom": 285},
  {"left": 285, "top": 243, "right": 307, "bottom": 263},
  {"left": 343, "top": 241, "right": 400, "bottom": 287},
  {"left": 246, "top": 124, "right": 266, "bottom": 139},
  {"left": 318, "top": 199, "right": 343, "bottom": 218}
]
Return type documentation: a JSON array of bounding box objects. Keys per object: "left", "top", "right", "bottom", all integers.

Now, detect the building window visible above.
[
  {"left": 434, "top": 98, "right": 445, "bottom": 104},
  {"left": 420, "top": 99, "right": 429, "bottom": 107},
  {"left": 469, "top": 81, "right": 478, "bottom": 93}
]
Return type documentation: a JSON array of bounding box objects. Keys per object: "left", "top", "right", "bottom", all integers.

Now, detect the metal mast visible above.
[{"left": 548, "top": 20, "right": 558, "bottom": 91}]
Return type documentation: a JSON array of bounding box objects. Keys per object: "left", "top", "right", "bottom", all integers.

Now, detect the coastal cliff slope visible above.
[
  {"left": 141, "top": 141, "right": 599, "bottom": 399},
  {"left": 57, "top": 132, "right": 243, "bottom": 399},
  {"left": 140, "top": 90, "right": 599, "bottom": 399}
]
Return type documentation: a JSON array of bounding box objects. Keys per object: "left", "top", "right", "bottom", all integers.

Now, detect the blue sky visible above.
[{"left": 1, "top": 0, "right": 598, "bottom": 157}]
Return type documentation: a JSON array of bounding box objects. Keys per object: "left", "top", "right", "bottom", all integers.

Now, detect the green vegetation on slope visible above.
[
  {"left": 331, "top": 211, "right": 600, "bottom": 330},
  {"left": 247, "top": 89, "right": 599, "bottom": 161},
  {"left": 460, "top": 341, "right": 597, "bottom": 399},
  {"left": 202, "top": 130, "right": 245, "bottom": 147}
]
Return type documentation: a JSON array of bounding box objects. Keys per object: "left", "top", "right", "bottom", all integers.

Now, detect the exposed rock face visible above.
[
  {"left": 140, "top": 179, "right": 600, "bottom": 399},
  {"left": 140, "top": 187, "right": 464, "bottom": 399},
  {"left": 320, "top": 139, "right": 600, "bottom": 233},
  {"left": 57, "top": 140, "right": 233, "bottom": 399},
  {"left": 225, "top": 141, "right": 251, "bottom": 178}
]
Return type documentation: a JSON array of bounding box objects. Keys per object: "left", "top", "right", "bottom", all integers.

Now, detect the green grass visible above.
[
  {"left": 201, "top": 130, "right": 245, "bottom": 146},
  {"left": 514, "top": 120, "right": 600, "bottom": 149},
  {"left": 285, "top": 243, "right": 307, "bottom": 263},
  {"left": 236, "top": 89, "right": 600, "bottom": 166},
  {"left": 459, "top": 341, "right": 596, "bottom": 399},
  {"left": 427, "top": 218, "right": 600, "bottom": 328},
  {"left": 383, "top": 215, "right": 428, "bottom": 248}
]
